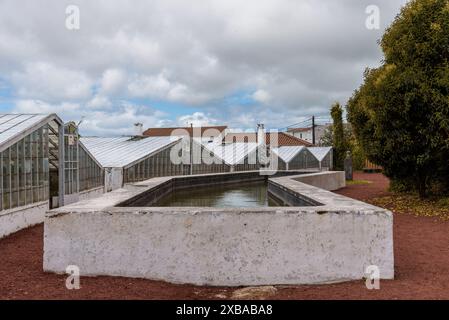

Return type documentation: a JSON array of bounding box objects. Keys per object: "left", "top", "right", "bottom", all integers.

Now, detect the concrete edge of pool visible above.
[{"left": 43, "top": 171, "right": 394, "bottom": 286}]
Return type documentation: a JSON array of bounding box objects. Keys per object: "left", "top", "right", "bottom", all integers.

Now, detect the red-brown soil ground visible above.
[{"left": 1, "top": 172, "right": 449, "bottom": 300}]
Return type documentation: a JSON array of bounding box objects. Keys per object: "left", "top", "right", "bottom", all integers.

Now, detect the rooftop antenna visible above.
[{"left": 76, "top": 116, "right": 85, "bottom": 128}]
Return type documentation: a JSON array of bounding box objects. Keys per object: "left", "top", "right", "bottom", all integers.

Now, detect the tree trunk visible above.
[{"left": 417, "top": 174, "right": 427, "bottom": 199}]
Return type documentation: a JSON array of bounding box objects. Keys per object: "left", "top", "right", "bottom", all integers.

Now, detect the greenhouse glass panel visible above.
[{"left": 0, "top": 123, "right": 50, "bottom": 212}]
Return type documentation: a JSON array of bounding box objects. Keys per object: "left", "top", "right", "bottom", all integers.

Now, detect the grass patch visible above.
[
  {"left": 346, "top": 180, "right": 372, "bottom": 186},
  {"left": 369, "top": 194, "right": 449, "bottom": 220}
]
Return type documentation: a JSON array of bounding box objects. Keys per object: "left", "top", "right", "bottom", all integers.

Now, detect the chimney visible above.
[
  {"left": 134, "top": 123, "right": 143, "bottom": 136},
  {"left": 257, "top": 123, "right": 265, "bottom": 145}
]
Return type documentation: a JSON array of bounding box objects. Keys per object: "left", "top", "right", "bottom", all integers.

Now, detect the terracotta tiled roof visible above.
[
  {"left": 223, "top": 132, "right": 312, "bottom": 147},
  {"left": 143, "top": 126, "right": 227, "bottom": 137},
  {"left": 273, "top": 133, "right": 313, "bottom": 146}
]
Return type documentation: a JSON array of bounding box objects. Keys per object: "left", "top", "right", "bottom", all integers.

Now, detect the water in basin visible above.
[{"left": 153, "top": 181, "right": 286, "bottom": 207}]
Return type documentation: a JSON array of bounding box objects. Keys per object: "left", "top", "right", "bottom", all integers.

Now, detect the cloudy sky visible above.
[{"left": 0, "top": 0, "right": 408, "bottom": 135}]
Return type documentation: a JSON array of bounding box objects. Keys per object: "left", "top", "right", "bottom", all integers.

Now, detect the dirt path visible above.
[{"left": 1, "top": 172, "right": 449, "bottom": 299}]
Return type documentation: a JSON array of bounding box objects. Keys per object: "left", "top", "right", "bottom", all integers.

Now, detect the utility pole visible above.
[
  {"left": 190, "top": 123, "right": 193, "bottom": 175},
  {"left": 312, "top": 116, "right": 316, "bottom": 145}
]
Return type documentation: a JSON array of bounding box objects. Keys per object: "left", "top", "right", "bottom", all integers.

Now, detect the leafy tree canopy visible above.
[{"left": 347, "top": 0, "right": 449, "bottom": 198}]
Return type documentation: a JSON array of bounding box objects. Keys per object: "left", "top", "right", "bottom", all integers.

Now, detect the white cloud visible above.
[
  {"left": 93, "top": 30, "right": 162, "bottom": 70},
  {"left": 80, "top": 105, "right": 169, "bottom": 136},
  {"left": 177, "top": 112, "right": 218, "bottom": 127},
  {"left": 0, "top": 0, "right": 409, "bottom": 132},
  {"left": 127, "top": 72, "right": 171, "bottom": 98},
  {"left": 11, "top": 62, "right": 93, "bottom": 102},
  {"left": 14, "top": 99, "right": 81, "bottom": 114},
  {"left": 87, "top": 94, "right": 112, "bottom": 109},
  {"left": 14, "top": 100, "right": 168, "bottom": 136},
  {"left": 127, "top": 72, "right": 212, "bottom": 104},
  {"left": 252, "top": 89, "right": 271, "bottom": 104},
  {"left": 100, "top": 69, "right": 127, "bottom": 95},
  {"left": 167, "top": 83, "right": 211, "bottom": 105}
]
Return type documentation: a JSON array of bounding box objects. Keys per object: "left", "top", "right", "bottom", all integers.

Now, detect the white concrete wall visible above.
[
  {"left": 78, "top": 186, "right": 105, "bottom": 202},
  {"left": 44, "top": 172, "right": 393, "bottom": 286},
  {"left": 0, "top": 201, "right": 48, "bottom": 239},
  {"left": 57, "top": 187, "right": 105, "bottom": 207},
  {"left": 105, "top": 167, "right": 123, "bottom": 192},
  {"left": 44, "top": 207, "right": 393, "bottom": 286},
  {"left": 294, "top": 171, "right": 345, "bottom": 191},
  {"left": 62, "top": 193, "right": 80, "bottom": 206}
]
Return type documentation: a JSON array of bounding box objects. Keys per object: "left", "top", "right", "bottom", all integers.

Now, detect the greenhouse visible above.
[
  {"left": 80, "top": 136, "right": 187, "bottom": 190},
  {"left": 80, "top": 135, "right": 266, "bottom": 188},
  {"left": 271, "top": 146, "right": 321, "bottom": 171},
  {"left": 0, "top": 114, "right": 64, "bottom": 238},
  {"left": 0, "top": 114, "right": 111, "bottom": 238},
  {"left": 308, "top": 147, "right": 333, "bottom": 170},
  {"left": 200, "top": 141, "right": 261, "bottom": 172}
]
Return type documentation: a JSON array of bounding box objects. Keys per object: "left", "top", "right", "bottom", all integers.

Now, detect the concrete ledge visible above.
[
  {"left": 44, "top": 171, "right": 394, "bottom": 286},
  {"left": 79, "top": 186, "right": 105, "bottom": 201},
  {"left": 293, "top": 171, "right": 346, "bottom": 191},
  {"left": 1, "top": 201, "right": 49, "bottom": 239}
]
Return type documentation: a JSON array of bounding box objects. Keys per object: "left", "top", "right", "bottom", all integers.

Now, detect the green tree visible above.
[
  {"left": 331, "top": 102, "right": 347, "bottom": 170},
  {"left": 343, "top": 129, "right": 366, "bottom": 171},
  {"left": 347, "top": 0, "right": 449, "bottom": 198},
  {"left": 321, "top": 123, "right": 366, "bottom": 170}
]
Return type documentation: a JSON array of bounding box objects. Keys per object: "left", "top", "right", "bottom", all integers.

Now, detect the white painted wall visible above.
[
  {"left": 52, "top": 186, "right": 105, "bottom": 208},
  {"left": 63, "top": 193, "right": 80, "bottom": 206},
  {"left": 44, "top": 172, "right": 393, "bottom": 286},
  {"left": 105, "top": 167, "right": 123, "bottom": 192},
  {"left": 294, "top": 171, "right": 345, "bottom": 191},
  {"left": 288, "top": 124, "right": 331, "bottom": 144},
  {"left": 78, "top": 186, "right": 105, "bottom": 201},
  {"left": 44, "top": 207, "right": 393, "bottom": 286},
  {"left": 0, "top": 201, "right": 48, "bottom": 239}
]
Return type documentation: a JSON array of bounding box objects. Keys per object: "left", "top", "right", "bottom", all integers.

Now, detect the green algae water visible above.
[{"left": 154, "top": 181, "right": 286, "bottom": 207}]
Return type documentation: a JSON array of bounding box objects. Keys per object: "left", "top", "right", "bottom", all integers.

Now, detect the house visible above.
[
  {"left": 286, "top": 124, "right": 331, "bottom": 145},
  {"left": 143, "top": 125, "right": 228, "bottom": 141},
  {"left": 223, "top": 130, "right": 312, "bottom": 147}
]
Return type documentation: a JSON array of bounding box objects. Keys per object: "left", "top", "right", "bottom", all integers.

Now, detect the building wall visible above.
[
  {"left": 105, "top": 168, "right": 123, "bottom": 192},
  {"left": 291, "top": 130, "right": 312, "bottom": 142},
  {"left": 79, "top": 186, "right": 105, "bottom": 201},
  {"left": 288, "top": 124, "right": 331, "bottom": 145}
]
